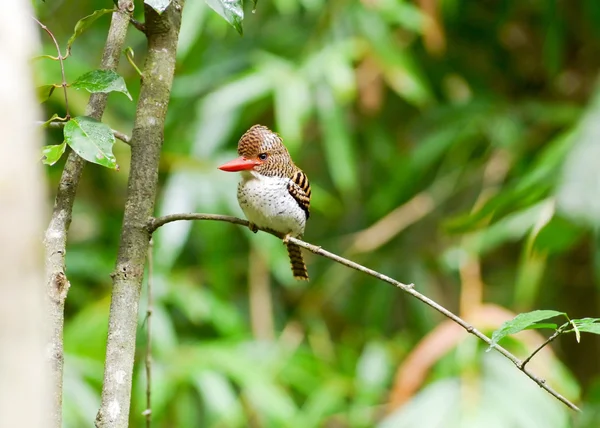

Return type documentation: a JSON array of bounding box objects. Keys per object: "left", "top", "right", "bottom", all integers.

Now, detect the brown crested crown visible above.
[
  {"left": 237, "top": 125, "right": 297, "bottom": 177},
  {"left": 237, "top": 125, "right": 286, "bottom": 157}
]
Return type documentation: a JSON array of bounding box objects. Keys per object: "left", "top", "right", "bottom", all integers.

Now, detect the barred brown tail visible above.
[{"left": 286, "top": 243, "right": 309, "bottom": 280}]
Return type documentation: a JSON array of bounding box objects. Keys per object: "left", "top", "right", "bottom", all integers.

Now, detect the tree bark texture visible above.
[
  {"left": 43, "top": 3, "right": 132, "bottom": 427},
  {"left": 0, "top": 1, "right": 48, "bottom": 427},
  {"left": 95, "top": 2, "right": 185, "bottom": 427}
]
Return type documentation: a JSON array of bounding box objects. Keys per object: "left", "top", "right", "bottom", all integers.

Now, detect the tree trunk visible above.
[{"left": 95, "top": 2, "right": 185, "bottom": 427}]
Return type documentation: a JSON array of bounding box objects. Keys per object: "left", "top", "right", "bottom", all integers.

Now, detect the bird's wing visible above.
[{"left": 288, "top": 170, "right": 311, "bottom": 219}]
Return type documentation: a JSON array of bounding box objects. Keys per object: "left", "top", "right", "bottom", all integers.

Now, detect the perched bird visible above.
[{"left": 218, "top": 125, "right": 311, "bottom": 280}]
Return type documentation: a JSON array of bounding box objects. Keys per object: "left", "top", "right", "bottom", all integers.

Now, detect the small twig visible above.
[
  {"left": 521, "top": 328, "right": 564, "bottom": 369},
  {"left": 32, "top": 17, "right": 71, "bottom": 120},
  {"left": 147, "top": 212, "right": 581, "bottom": 412},
  {"left": 124, "top": 47, "right": 144, "bottom": 78},
  {"left": 130, "top": 18, "right": 146, "bottom": 34},
  {"left": 144, "top": 239, "right": 153, "bottom": 427},
  {"left": 40, "top": 120, "right": 131, "bottom": 144}
]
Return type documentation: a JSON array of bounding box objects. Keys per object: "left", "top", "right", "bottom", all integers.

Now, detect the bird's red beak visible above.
[{"left": 218, "top": 156, "right": 260, "bottom": 172}]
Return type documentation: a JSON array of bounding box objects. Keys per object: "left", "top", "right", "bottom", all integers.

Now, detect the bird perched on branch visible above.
[{"left": 218, "top": 125, "right": 311, "bottom": 280}]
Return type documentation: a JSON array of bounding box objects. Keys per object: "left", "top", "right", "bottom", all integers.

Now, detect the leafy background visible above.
[{"left": 34, "top": 0, "right": 600, "bottom": 426}]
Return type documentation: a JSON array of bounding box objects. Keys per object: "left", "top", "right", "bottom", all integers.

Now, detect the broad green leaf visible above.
[
  {"left": 63, "top": 116, "right": 118, "bottom": 169},
  {"left": 41, "top": 142, "right": 67, "bottom": 166},
  {"left": 145, "top": 0, "right": 172, "bottom": 14},
  {"left": 71, "top": 70, "right": 132, "bottom": 100},
  {"left": 37, "top": 84, "right": 57, "bottom": 103},
  {"left": 489, "top": 310, "right": 567, "bottom": 348},
  {"left": 66, "top": 9, "right": 114, "bottom": 53},
  {"left": 205, "top": 0, "right": 244, "bottom": 35}
]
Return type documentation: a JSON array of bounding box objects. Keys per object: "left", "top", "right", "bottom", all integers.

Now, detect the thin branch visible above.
[
  {"left": 41, "top": 120, "right": 131, "bottom": 144},
  {"left": 130, "top": 18, "right": 146, "bottom": 34},
  {"left": 32, "top": 17, "right": 70, "bottom": 120},
  {"left": 42, "top": 3, "right": 132, "bottom": 427},
  {"left": 143, "top": 239, "right": 154, "bottom": 427},
  {"left": 148, "top": 212, "right": 581, "bottom": 412},
  {"left": 521, "top": 328, "right": 564, "bottom": 369}
]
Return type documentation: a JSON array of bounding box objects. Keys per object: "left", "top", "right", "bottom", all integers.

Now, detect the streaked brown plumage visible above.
[{"left": 218, "top": 125, "right": 311, "bottom": 280}]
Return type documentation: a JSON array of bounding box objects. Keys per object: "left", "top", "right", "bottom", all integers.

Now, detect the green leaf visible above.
[
  {"left": 71, "top": 70, "right": 132, "bottom": 100},
  {"left": 556, "top": 85, "right": 600, "bottom": 228},
  {"left": 41, "top": 142, "right": 67, "bottom": 166},
  {"left": 39, "top": 113, "right": 63, "bottom": 127},
  {"left": 67, "top": 9, "right": 114, "bottom": 53},
  {"left": 37, "top": 84, "right": 57, "bottom": 103},
  {"left": 524, "top": 323, "right": 558, "bottom": 330},
  {"left": 145, "top": 0, "right": 172, "bottom": 14},
  {"left": 570, "top": 318, "right": 600, "bottom": 335},
  {"left": 533, "top": 215, "right": 584, "bottom": 254},
  {"left": 63, "top": 116, "right": 118, "bottom": 169},
  {"left": 205, "top": 0, "right": 244, "bottom": 35},
  {"left": 489, "top": 310, "right": 567, "bottom": 348},
  {"left": 316, "top": 85, "right": 358, "bottom": 194}
]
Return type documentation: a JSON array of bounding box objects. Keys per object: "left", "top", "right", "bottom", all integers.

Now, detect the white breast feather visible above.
[{"left": 237, "top": 171, "right": 306, "bottom": 237}]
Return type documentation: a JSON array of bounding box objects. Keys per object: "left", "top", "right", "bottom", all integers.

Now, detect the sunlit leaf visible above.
[
  {"left": 357, "top": 10, "right": 432, "bottom": 106},
  {"left": 37, "top": 84, "right": 57, "bottom": 103},
  {"left": 66, "top": 9, "right": 114, "bottom": 53},
  {"left": 315, "top": 85, "right": 358, "bottom": 194},
  {"left": 569, "top": 318, "right": 600, "bottom": 335},
  {"left": 489, "top": 310, "right": 567, "bottom": 348},
  {"left": 64, "top": 116, "right": 118, "bottom": 169},
  {"left": 71, "top": 70, "right": 132, "bottom": 100},
  {"left": 145, "top": 0, "right": 172, "bottom": 14},
  {"left": 533, "top": 215, "right": 584, "bottom": 254},
  {"left": 39, "top": 113, "right": 63, "bottom": 127},
  {"left": 556, "top": 85, "right": 600, "bottom": 227},
  {"left": 41, "top": 142, "right": 67, "bottom": 166},
  {"left": 205, "top": 0, "right": 244, "bottom": 35},
  {"left": 194, "top": 371, "right": 244, "bottom": 425},
  {"left": 448, "top": 131, "right": 574, "bottom": 233},
  {"left": 525, "top": 323, "right": 558, "bottom": 330}
]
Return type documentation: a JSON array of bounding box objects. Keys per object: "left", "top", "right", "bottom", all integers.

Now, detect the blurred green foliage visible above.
[{"left": 34, "top": 0, "right": 600, "bottom": 426}]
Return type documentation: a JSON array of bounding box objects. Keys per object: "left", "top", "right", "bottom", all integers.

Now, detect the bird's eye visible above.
[{"left": 258, "top": 153, "right": 268, "bottom": 161}]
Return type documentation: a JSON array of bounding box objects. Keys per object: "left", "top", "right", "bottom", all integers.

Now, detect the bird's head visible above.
[{"left": 218, "top": 125, "right": 293, "bottom": 176}]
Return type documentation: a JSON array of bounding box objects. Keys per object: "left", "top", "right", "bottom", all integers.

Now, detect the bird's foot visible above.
[
  {"left": 248, "top": 222, "right": 259, "bottom": 233},
  {"left": 282, "top": 233, "right": 291, "bottom": 245}
]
